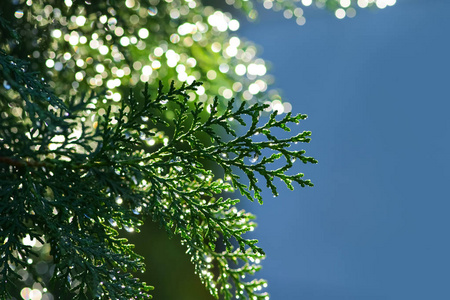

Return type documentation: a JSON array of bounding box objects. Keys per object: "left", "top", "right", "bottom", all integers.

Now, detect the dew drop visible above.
[
  {"left": 124, "top": 225, "right": 134, "bottom": 232},
  {"left": 3, "top": 80, "right": 11, "bottom": 90},
  {"left": 109, "top": 219, "right": 118, "bottom": 227},
  {"left": 250, "top": 154, "right": 259, "bottom": 163},
  {"left": 133, "top": 206, "right": 142, "bottom": 215}
]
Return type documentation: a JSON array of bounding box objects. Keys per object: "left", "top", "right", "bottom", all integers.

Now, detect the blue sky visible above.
[{"left": 239, "top": 1, "right": 450, "bottom": 299}]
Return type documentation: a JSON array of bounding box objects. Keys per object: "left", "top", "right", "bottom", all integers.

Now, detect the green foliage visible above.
[
  {"left": 0, "top": 1, "right": 312, "bottom": 297},
  {"left": 1, "top": 59, "right": 316, "bottom": 298}
]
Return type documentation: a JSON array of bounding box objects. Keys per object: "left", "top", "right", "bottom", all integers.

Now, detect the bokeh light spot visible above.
[
  {"left": 335, "top": 8, "right": 346, "bottom": 19},
  {"left": 207, "top": 70, "right": 217, "bottom": 80},
  {"left": 15, "top": 11, "right": 24, "bottom": 19},
  {"left": 75, "top": 16, "right": 86, "bottom": 26},
  {"left": 340, "top": 0, "right": 351, "bottom": 8},
  {"left": 228, "top": 20, "right": 240, "bottom": 31},
  {"left": 170, "top": 34, "right": 180, "bottom": 43},
  {"left": 138, "top": 28, "right": 149, "bottom": 39},
  {"left": 301, "top": 0, "right": 312, "bottom": 6},
  {"left": 148, "top": 7, "right": 157, "bottom": 16}
]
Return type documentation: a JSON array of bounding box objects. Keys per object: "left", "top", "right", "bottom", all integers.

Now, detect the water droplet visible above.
[
  {"left": 3, "top": 80, "right": 11, "bottom": 90},
  {"left": 109, "top": 219, "right": 117, "bottom": 227},
  {"left": 250, "top": 154, "right": 259, "bottom": 163},
  {"left": 124, "top": 225, "right": 134, "bottom": 232},
  {"left": 133, "top": 206, "right": 142, "bottom": 215}
]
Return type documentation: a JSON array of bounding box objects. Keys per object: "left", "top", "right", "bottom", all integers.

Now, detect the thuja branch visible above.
[
  {"left": 89, "top": 81, "right": 317, "bottom": 299},
  {"left": 0, "top": 80, "right": 316, "bottom": 299}
]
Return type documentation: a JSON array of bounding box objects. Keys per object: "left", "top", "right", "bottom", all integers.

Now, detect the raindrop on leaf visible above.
[
  {"left": 124, "top": 225, "right": 134, "bottom": 232},
  {"left": 250, "top": 154, "right": 259, "bottom": 163},
  {"left": 3, "top": 80, "right": 11, "bottom": 90},
  {"left": 109, "top": 219, "right": 118, "bottom": 227},
  {"left": 133, "top": 206, "right": 142, "bottom": 215}
]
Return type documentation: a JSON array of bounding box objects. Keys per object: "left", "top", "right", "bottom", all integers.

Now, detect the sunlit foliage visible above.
[{"left": 0, "top": 49, "right": 316, "bottom": 298}]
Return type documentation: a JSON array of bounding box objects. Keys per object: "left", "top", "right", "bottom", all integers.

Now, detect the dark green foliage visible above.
[
  {"left": 1, "top": 66, "right": 316, "bottom": 298},
  {"left": 0, "top": 0, "right": 320, "bottom": 298}
]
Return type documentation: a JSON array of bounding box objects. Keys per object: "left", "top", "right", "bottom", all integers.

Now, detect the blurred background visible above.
[{"left": 237, "top": 0, "right": 450, "bottom": 299}]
